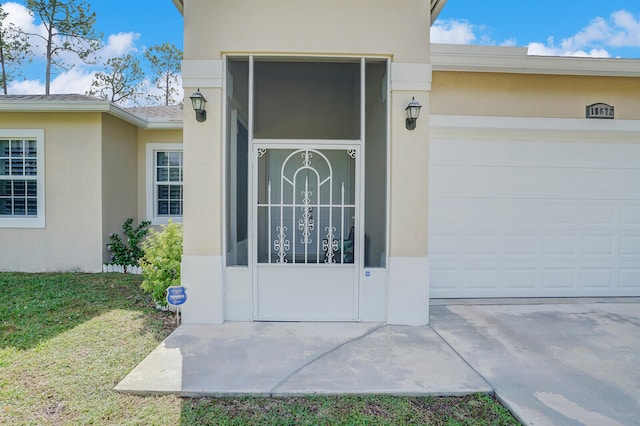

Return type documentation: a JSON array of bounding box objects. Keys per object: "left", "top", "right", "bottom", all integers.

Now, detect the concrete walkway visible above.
[
  {"left": 115, "top": 321, "right": 491, "bottom": 396},
  {"left": 116, "top": 299, "right": 640, "bottom": 426}
]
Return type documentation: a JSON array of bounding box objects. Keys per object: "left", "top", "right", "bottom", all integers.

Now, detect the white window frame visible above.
[
  {"left": 0, "top": 129, "right": 45, "bottom": 228},
  {"left": 146, "top": 143, "right": 183, "bottom": 225}
]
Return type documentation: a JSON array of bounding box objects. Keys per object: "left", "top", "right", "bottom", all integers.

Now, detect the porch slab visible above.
[{"left": 115, "top": 322, "right": 491, "bottom": 396}]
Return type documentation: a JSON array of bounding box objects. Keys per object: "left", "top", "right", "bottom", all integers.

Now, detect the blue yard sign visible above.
[{"left": 166, "top": 286, "right": 187, "bottom": 306}]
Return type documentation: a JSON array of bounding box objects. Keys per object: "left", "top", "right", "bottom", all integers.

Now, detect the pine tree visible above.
[
  {"left": 0, "top": 5, "right": 32, "bottom": 94},
  {"left": 144, "top": 43, "right": 183, "bottom": 106},
  {"left": 87, "top": 54, "right": 144, "bottom": 105},
  {"left": 26, "top": 0, "right": 102, "bottom": 94}
]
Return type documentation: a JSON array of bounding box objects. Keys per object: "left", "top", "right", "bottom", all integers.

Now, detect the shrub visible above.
[
  {"left": 139, "top": 220, "right": 183, "bottom": 306},
  {"left": 107, "top": 218, "right": 151, "bottom": 266}
]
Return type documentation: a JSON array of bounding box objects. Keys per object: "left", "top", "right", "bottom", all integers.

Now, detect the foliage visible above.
[
  {"left": 26, "top": 0, "right": 103, "bottom": 94},
  {"left": 0, "top": 273, "right": 180, "bottom": 424},
  {"left": 0, "top": 4, "right": 31, "bottom": 94},
  {"left": 144, "top": 42, "right": 183, "bottom": 106},
  {"left": 140, "top": 220, "right": 183, "bottom": 305},
  {"left": 181, "top": 394, "right": 521, "bottom": 425},
  {"left": 87, "top": 53, "right": 144, "bottom": 105},
  {"left": 0, "top": 272, "right": 520, "bottom": 425},
  {"left": 107, "top": 218, "right": 151, "bottom": 266}
]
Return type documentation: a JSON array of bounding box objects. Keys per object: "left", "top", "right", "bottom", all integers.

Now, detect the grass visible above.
[{"left": 0, "top": 272, "right": 521, "bottom": 425}]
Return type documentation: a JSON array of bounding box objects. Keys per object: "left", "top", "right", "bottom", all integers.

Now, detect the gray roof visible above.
[
  {"left": 0, "top": 94, "right": 183, "bottom": 129},
  {"left": 0, "top": 94, "right": 106, "bottom": 102},
  {"left": 126, "top": 105, "right": 183, "bottom": 122}
]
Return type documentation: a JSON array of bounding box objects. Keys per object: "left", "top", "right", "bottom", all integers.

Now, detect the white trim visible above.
[
  {"left": 0, "top": 129, "right": 45, "bottom": 228},
  {"left": 182, "top": 60, "right": 224, "bottom": 89},
  {"left": 145, "top": 143, "right": 184, "bottom": 225},
  {"left": 390, "top": 63, "right": 432, "bottom": 91},
  {"left": 387, "top": 256, "right": 429, "bottom": 325},
  {"left": 430, "top": 114, "right": 640, "bottom": 136},
  {"left": 0, "top": 101, "right": 181, "bottom": 130},
  {"left": 431, "top": 43, "right": 640, "bottom": 77}
]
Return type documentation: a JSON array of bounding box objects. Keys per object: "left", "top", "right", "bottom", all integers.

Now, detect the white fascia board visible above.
[
  {"left": 431, "top": 114, "right": 640, "bottom": 135},
  {"left": 430, "top": 0, "right": 448, "bottom": 25},
  {"left": 0, "top": 101, "right": 182, "bottom": 129},
  {"left": 431, "top": 43, "right": 640, "bottom": 77},
  {"left": 172, "top": 0, "right": 184, "bottom": 15}
]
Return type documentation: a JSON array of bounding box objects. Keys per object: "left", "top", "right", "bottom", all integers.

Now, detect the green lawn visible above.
[{"left": 0, "top": 273, "right": 520, "bottom": 425}]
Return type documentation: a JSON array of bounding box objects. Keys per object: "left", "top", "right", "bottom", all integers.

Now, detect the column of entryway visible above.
[
  {"left": 387, "top": 63, "right": 432, "bottom": 325},
  {"left": 180, "top": 59, "right": 226, "bottom": 324}
]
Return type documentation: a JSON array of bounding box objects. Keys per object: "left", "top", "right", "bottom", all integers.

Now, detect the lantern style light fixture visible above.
[
  {"left": 189, "top": 89, "right": 207, "bottom": 122},
  {"left": 405, "top": 97, "right": 422, "bottom": 130}
]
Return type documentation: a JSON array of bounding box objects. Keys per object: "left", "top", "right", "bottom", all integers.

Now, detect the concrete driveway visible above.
[
  {"left": 117, "top": 298, "right": 640, "bottom": 426},
  {"left": 429, "top": 299, "right": 640, "bottom": 426}
]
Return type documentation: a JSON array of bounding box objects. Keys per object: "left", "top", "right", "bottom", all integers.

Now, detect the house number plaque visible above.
[{"left": 586, "top": 103, "right": 614, "bottom": 119}]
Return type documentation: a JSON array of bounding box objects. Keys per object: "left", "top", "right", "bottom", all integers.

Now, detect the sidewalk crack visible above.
[
  {"left": 270, "top": 324, "right": 387, "bottom": 394},
  {"left": 429, "top": 324, "right": 494, "bottom": 392}
]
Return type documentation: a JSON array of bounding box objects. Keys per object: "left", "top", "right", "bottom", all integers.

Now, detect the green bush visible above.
[
  {"left": 107, "top": 218, "right": 151, "bottom": 266},
  {"left": 139, "top": 221, "right": 183, "bottom": 305}
]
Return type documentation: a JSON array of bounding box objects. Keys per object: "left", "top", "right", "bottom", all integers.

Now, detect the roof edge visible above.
[
  {"left": 431, "top": 43, "right": 640, "bottom": 77},
  {"left": 431, "top": 0, "right": 448, "bottom": 25},
  {"left": 172, "top": 0, "right": 183, "bottom": 16},
  {"left": 0, "top": 99, "right": 182, "bottom": 129}
]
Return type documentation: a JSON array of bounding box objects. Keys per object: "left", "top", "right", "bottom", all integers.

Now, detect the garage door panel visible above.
[
  {"left": 581, "top": 268, "right": 614, "bottom": 289},
  {"left": 620, "top": 269, "right": 640, "bottom": 288},
  {"left": 621, "top": 203, "right": 640, "bottom": 226},
  {"left": 621, "top": 235, "right": 640, "bottom": 256},
  {"left": 432, "top": 165, "right": 626, "bottom": 200},
  {"left": 582, "top": 235, "right": 615, "bottom": 256},
  {"left": 430, "top": 137, "right": 640, "bottom": 169},
  {"left": 429, "top": 136, "right": 640, "bottom": 298},
  {"left": 582, "top": 202, "right": 617, "bottom": 225}
]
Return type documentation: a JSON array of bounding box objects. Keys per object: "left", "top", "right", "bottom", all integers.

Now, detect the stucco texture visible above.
[
  {"left": 183, "top": 0, "right": 430, "bottom": 62},
  {"left": 0, "top": 112, "right": 103, "bottom": 272},
  {"left": 431, "top": 72, "right": 640, "bottom": 119}
]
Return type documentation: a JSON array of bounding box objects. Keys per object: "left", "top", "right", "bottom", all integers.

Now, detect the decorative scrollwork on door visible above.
[{"left": 257, "top": 148, "right": 355, "bottom": 265}]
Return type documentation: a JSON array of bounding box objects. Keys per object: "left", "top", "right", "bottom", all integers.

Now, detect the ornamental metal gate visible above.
[{"left": 253, "top": 145, "right": 359, "bottom": 321}]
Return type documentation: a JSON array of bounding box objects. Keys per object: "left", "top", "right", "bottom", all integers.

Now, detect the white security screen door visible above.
[{"left": 253, "top": 145, "right": 359, "bottom": 320}]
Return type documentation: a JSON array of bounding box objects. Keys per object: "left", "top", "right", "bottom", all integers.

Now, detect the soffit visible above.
[
  {"left": 172, "top": 0, "right": 447, "bottom": 25},
  {"left": 0, "top": 95, "right": 182, "bottom": 129},
  {"left": 431, "top": 43, "right": 640, "bottom": 77}
]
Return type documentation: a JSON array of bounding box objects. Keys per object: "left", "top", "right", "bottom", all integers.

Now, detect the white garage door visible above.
[{"left": 429, "top": 119, "right": 640, "bottom": 298}]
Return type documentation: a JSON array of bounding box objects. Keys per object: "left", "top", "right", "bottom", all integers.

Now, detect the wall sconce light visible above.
[
  {"left": 189, "top": 89, "right": 207, "bottom": 122},
  {"left": 405, "top": 97, "right": 422, "bottom": 130}
]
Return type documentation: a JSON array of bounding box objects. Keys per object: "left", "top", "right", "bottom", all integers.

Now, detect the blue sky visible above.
[
  {"left": 2, "top": 0, "right": 639, "bottom": 98},
  {"left": 434, "top": 0, "right": 640, "bottom": 58}
]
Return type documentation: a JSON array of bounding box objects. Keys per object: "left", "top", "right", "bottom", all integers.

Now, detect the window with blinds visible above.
[
  {"left": 0, "top": 130, "right": 45, "bottom": 228},
  {"left": 0, "top": 139, "right": 38, "bottom": 217},
  {"left": 155, "top": 150, "right": 183, "bottom": 217}
]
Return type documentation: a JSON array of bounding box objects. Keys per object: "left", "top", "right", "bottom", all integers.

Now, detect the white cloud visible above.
[
  {"left": 527, "top": 41, "right": 611, "bottom": 58},
  {"left": 3, "top": 1, "right": 48, "bottom": 55},
  {"left": 528, "top": 9, "right": 640, "bottom": 57},
  {"left": 3, "top": 2, "right": 40, "bottom": 33},
  {"left": 608, "top": 10, "right": 640, "bottom": 46},
  {"left": 9, "top": 68, "right": 97, "bottom": 95},
  {"left": 431, "top": 19, "right": 476, "bottom": 44},
  {"left": 99, "top": 32, "right": 141, "bottom": 61},
  {"left": 431, "top": 19, "right": 517, "bottom": 48}
]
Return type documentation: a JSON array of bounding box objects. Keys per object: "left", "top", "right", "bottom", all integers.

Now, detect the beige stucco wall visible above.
[
  {"left": 0, "top": 112, "right": 103, "bottom": 272},
  {"left": 136, "top": 129, "right": 183, "bottom": 223},
  {"left": 182, "top": 0, "right": 432, "bottom": 259},
  {"left": 389, "top": 92, "right": 429, "bottom": 257},
  {"left": 431, "top": 72, "right": 640, "bottom": 119},
  {"left": 182, "top": 89, "right": 223, "bottom": 255},
  {"left": 184, "top": 0, "right": 430, "bottom": 62},
  {"left": 101, "top": 113, "right": 139, "bottom": 263}
]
